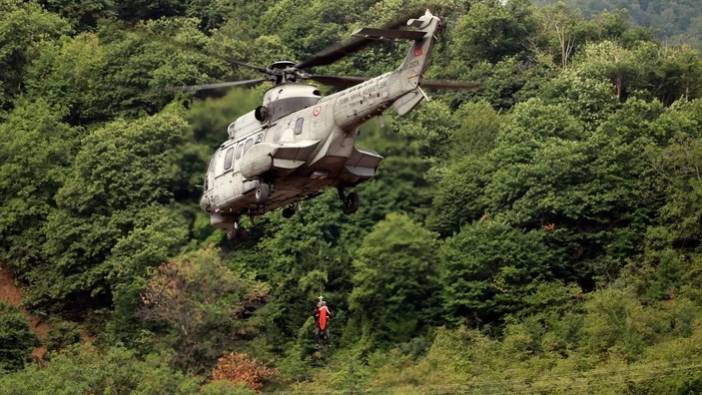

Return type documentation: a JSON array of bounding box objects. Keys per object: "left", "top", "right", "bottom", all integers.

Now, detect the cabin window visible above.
[
  {"left": 223, "top": 147, "right": 234, "bottom": 170},
  {"left": 294, "top": 117, "right": 304, "bottom": 135},
  {"left": 255, "top": 133, "right": 263, "bottom": 144},
  {"left": 236, "top": 142, "right": 244, "bottom": 159},
  {"left": 244, "top": 138, "right": 254, "bottom": 153}
]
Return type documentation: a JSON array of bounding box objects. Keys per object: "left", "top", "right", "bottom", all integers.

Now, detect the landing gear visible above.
[
  {"left": 343, "top": 192, "right": 360, "bottom": 214},
  {"left": 282, "top": 205, "right": 296, "bottom": 218},
  {"left": 337, "top": 187, "right": 360, "bottom": 215},
  {"left": 225, "top": 220, "right": 250, "bottom": 241},
  {"left": 226, "top": 220, "right": 240, "bottom": 240},
  {"left": 255, "top": 182, "right": 270, "bottom": 203}
]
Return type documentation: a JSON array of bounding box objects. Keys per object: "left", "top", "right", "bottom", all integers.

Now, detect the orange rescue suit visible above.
[{"left": 318, "top": 306, "right": 330, "bottom": 330}]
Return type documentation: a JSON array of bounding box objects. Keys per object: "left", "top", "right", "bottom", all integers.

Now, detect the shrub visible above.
[
  {"left": 211, "top": 352, "right": 276, "bottom": 392},
  {"left": 0, "top": 301, "right": 38, "bottom": 373},
  {"left": 46, "top": 320, "right": 81, "bottom": 352}
]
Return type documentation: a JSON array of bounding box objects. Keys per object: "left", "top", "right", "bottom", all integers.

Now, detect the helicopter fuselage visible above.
[{"left": 200, "top": 11, "right": 441, "bottom": 236}]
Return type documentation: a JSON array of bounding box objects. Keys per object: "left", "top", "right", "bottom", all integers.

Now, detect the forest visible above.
[
  {"left": 1, "top": 0, "right": 702, "bottom": 393},
  {"left": 533, "top": 0, "right": 702, "bottom": 50}
]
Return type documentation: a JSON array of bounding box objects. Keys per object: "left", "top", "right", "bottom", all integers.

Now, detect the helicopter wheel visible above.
[
  {"left": 255, "top": 182, "right": 270, "bottom": 203},
  {"left": 282, "top": 205, "right": 296, "bottom": 218},
  {"left": 226, "top": 221, "right": 250, "bottom": 241},
  {"left": 226, "top": 221, "right": 240, "bottom": 240},
  {"left": 342, "top": 192, "right": 360, "bottom": 215}
]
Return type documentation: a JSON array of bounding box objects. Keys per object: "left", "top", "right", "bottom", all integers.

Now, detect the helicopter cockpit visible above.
[
  {"left": 262, "top": 83, "right": 321, "bottom": 122},
  {"left": 226, "top": 83, "right": 321, "bottom": 140}
]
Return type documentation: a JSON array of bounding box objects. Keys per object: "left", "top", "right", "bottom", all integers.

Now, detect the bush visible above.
[
  {"left": 46, "top": 320, "right": 81, "bottom": 352},
  {"left": 139, "top": 247, "right": 270, "bottom": 372},
  {"left": 0, "top": 344, "right": 201, "bottom": 394},
  {"left": 200, "top": 380, "right": 256, "bottom": 395},
  {"left": 0, "top": 301, "right": 38, "bottom": 373},
  {"left": 211, "top": 352, "right": 276, "bottom": 392}
]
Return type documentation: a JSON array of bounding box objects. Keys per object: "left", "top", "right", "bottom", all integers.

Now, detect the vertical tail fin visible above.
[{"left": 398, "top": 10, "right": 442, "bottom": 86}]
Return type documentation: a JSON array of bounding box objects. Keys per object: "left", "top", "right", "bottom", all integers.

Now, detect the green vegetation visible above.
[
  {"left": 533, "top": 0, "right": 702, "bottom": 51},
  {"left": 0, "top": 302, "right": 38, "bottom": 373},
  {"left": 1, "top": 0, "right": 702, "bottom": 392}
]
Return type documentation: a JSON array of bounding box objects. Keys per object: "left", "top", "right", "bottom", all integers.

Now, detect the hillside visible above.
[
  {"left": 533, "top": 0, "right": 702, "bottom": 50},
  {"left": 1, "top": 0, "right": 702, "bottom": 393}
]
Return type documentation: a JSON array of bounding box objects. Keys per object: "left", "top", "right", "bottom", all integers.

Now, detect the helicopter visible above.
[{"left": 185, "top": 10, "right": 477, "bottom": 239}]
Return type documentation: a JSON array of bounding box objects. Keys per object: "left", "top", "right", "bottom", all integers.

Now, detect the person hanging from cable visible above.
[{"left": 313, "top": 295, "right": 332, "bottom": 345}]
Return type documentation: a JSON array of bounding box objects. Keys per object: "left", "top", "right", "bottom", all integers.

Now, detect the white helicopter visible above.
[{"left": 184, "top": 10, "right": 477, "bottom": 238}]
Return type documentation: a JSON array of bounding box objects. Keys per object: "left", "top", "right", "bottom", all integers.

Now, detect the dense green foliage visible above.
[
  {"left": 534, "top": 0, "right": 702, "bottom": 51},
  {"left": 0, "top": 302, "right": 38, "bottom": 373},
  {"left": 1, "top": 0, "right": 702, "bottom": 392}
]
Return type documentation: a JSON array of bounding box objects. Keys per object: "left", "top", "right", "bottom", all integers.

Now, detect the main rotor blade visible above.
[
  {"left": 228, "top": 59, "right": 269, "bottom": 73},
  {"left": 420, "top": 80, "right": 481, "bottom": 90},
  {"left": 295, "top": 13, "right": 418, "bottom": 70},
  {"left": 307, "top": 74, "right": 368, "bottom": 88},
  {"left": 308, "top": 74, "right": 481, "bottom": 91},
  {"left": 177, "top": 78, "right": 268, "bottom": 92}
]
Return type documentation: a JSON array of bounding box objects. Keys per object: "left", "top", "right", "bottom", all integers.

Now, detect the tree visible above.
[
  {"left": 45, "top": 320, "right": 81, "bottom": 352},
  {"left": 0, "top": 100, "right": 78, "bottom": 282},
  {"left": 575, "top": 40, "right": 640, "bottom": 101},
  {"left": 14, "top": 110, "right": 194, "bottom": 310},
  {"left": 349, "top": 213, "right": 441, "bottom": 343},
  {"left": 0, "top": 302, "right": 38, "bottom": 373},
  {"left": 448, "top": 101, "right": 501, "bottom": 160},
  {"left": 40, "top": 0, "right": 117, "bottom": 30},
  {"left": 427, "top": 156, "right": 489, "bottom": 236},
  {"left": 0, "top": 0, "right": 69, "bottom": 111},
  {"left": 24, "top": 32, "right": 107, "bottom": 123},
  {"left": 541, "top": 2, "right": 582, "bottom": 68},
  {"left": 87, "top": 17, "right": 231, "bottom": 118},
  {"left": 451, "top": 0, "right": 539, "bottom": 64},
  {"left": 140, "top": 248, "right": 270, "bottom": 372},
  {"left": 647, "top": 100, "right": 702, "bottom": 248},
  {"left": 440, "top": 221, "right": 556, "bottom": 324},
  {"left": 0, "top": 344, "right": 202, "bottom": 394},
  {"left": 55, "top": 110, "right": 191, "bottom": 215}
]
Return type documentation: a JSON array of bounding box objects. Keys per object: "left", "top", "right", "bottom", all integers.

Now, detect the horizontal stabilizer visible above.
[
  {"left": 272, "top": 158, "right": 306, "bottom": 170},
  {"left": 393, "top": 89, "right": 423, "bottom": 116},
  {"left": 270, "top": 140, "right": 320, "bottom": 174},
  {"left": 344, "top": 147, "right": 383, "bottom": 179},
  {"left": 272, "top": 140, "right": 320, "bottom": 161},
  {"left": 352, "top": 27, "right": 425, "bottom": 41}
]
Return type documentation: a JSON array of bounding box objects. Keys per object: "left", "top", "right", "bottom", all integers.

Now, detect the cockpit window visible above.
[
  {"left": 267, "top": 97, "right": 321, "bottom": 122},
  {"left": 294, "top": 117, "right": 304, "bottom": 135},
  {"left": 223, "top": 147, "right": 234, "bottom": 170}
]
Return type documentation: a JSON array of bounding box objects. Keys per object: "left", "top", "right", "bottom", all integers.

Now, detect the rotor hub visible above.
[{"left": 267, "top": 61, "right": 305, "bottom": 84}]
